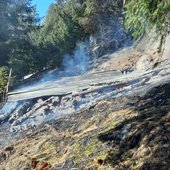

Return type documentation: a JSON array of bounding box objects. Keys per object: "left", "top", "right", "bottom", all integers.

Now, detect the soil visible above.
[
  {"left": 0, "top": 33, "right": 170, "bottom": 170},
  {"left": 0, "top": 82, "right": 170, "bottom": 170}
]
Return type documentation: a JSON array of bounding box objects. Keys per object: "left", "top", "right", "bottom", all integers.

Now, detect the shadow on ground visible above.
[{"left": 98, "top": 83, "right": 170, "bottom": 169}]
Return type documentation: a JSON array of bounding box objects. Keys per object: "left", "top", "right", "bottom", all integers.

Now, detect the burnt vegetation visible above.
[
  {"left": 0, "top": 1, "right": 170, "bottom": 169},
  {"left": 98, "top": 83, "right": 170, "bottom": 169}
]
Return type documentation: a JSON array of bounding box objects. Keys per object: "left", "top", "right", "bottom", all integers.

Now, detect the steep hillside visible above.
[
  {"left": 0, "top": 33, "right": 170, "bottom": 169},
  {"left": 0, "top": 1, "right": 170, "bottom": 170},
  {"left": 0, "top": 80, "right": 170, "bottom": 170}
]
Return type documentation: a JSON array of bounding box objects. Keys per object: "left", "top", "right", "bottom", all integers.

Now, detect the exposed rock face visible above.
[
  {"left": 135, "top": 32, "right": 170, "bottom": 69},
  {"left": 163, "top": 34, "right": 170, "bottom": 59},
  {"left": 136, "top": 55, "right": 154, "bottom": 71},
  {"left": 93, "top": 47, "right": 141, "bottom": 71}
]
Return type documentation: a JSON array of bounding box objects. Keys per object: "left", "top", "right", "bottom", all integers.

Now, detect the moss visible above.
[
  {"left": 100, "top": 120, "right": 119, "bottom": 133},
  {"left": 84, "top": 140, "right": 99, "bottom": 156},
  {"left": 71, "top": 110, "right": 134, "bottom": 166},
  {"left": 81, "top": 115, "right": 100, "bottom": 130},
  {"left": 34, "top": 139, "right": 57, "bottom": 164},
  {"left": 97, "top": 150, "right": 109, "bottom": 161},
  {"left": 73, "top": 138, "right": 103, "bottom": 165}
]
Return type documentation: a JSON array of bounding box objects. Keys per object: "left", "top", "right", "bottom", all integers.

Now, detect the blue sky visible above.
[{"left": 32, "top": 0, "right": 55, "bottom": 18}]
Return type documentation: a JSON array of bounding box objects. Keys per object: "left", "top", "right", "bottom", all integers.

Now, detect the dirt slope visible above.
[
  {"left": 0, "top": 82, "right": 170, "bottom": 170},
  {"left": 0, "top": 32, "right": 170, "bottom": 170}
]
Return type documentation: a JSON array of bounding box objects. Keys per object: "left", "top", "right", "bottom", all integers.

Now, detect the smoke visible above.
[
  {"left": 14, "top": 15, "right": 132, "bottom": 85},
  {"left": 39, "top": 41, "right": 91, "bottom": 83},
  {"left": 10, "top": 41, "right": 91, "bottom": 94},
  {"left": 0, "top": 15, "right": 135, "bottom": 132},
  {"left": 63, "top": 41, "right": 91, "bottom": 76},
  {"left": 5, "top": 16, "right": 133, "bottom": 96},
  {"left": 90, "top": 15, "right": 133, "bottom": 57}
]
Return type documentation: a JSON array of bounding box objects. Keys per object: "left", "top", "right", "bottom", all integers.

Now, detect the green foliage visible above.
[
  {"left": 29, "top": 0, "right": 88, "bottom": 71},
  {"left": 8, "top": 41, "right": 36, "bottom": 79},
  {"left": 29, "top": 0, "right": 123, "bottom": 72},
  {"left": 0, "top": 0, "right": 37, "bottom": 66},
  {"left": 0, "top": 0, "right": 124, "bottom": 81},
  {"left": 124, "top": 0, "right": 170, "bottom": 38},
  {"left": 80, "top": 0, "right": 122, "bottom": 33},
  {"left": 0, "top": 0, "right": 39, "bottom": 81},
  {"left": 1, "top": 0, "right": 169, "bottom": 83},
  {"left": 0, "top": 67, "right": 8, "bottom": 94}
]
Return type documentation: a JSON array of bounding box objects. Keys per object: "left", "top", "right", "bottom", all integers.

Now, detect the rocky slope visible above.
[{"left": 0, "top": 33, "right": 170, "bottom": 170}]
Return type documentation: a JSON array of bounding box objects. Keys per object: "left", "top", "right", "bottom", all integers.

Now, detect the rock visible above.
[{"left": 162, "top": 34, "right": 170, "bottom": 60}]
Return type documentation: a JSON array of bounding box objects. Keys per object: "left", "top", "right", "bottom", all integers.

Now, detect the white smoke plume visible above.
[{"left": 63, "top": 41, "right": 91, "bottom": 76}]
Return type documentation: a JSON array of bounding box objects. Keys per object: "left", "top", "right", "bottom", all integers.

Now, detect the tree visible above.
[
  {"left": 30, "top": 0, "right": 87, "bottom": 71},
  {"left": 0, "top": 0, "right": 38, "bottom": 67},
  {"left": 0, "top": 67, "right": 8, "bottom": 96},
  {"left": 124, "top": 0, "right": 170, "bottom": 38}
]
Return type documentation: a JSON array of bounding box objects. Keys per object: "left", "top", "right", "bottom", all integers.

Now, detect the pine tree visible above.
[
  {"left": 0, "top": 0, "right": 37, "bottom": 66},
  {"left": 124, "top": 0, "right": 170, "bottom": 38}
]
